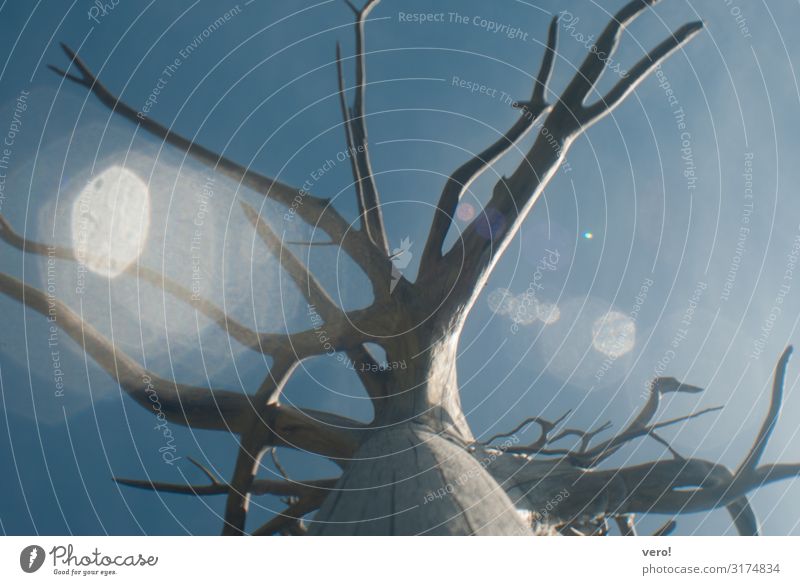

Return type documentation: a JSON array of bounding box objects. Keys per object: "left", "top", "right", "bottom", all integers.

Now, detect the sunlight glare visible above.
[{"left": 71, "top": 165, "right": 150, "bottom": 278}]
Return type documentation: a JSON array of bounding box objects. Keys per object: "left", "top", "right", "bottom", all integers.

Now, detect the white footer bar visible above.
[{"left": 1, "top": 536, "right": 797, "bottom": 583}]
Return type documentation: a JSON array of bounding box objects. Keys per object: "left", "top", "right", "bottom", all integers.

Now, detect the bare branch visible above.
[
  {"left": 483, "top": 412, "right": 617, "bottom": 459},
  {"left": 350, "top": 1, "right": 381, "bottom": 126},
  {"left": 342, "top": 0, "right": 359, "bottom": 16},
  {"left": 115, "top": 472, "right": 336, "bottom": 498},
  {"left": 419, "top": 16, "right": 558, "bottom": 273},
  {"left": 631, "top": 377, "right": 705, "bottom": 430},
  {"left": 727, "top": 497, "right": 759, "bottom": 536},
  {"left": 737, "top": 346, "right": 793, "bottom": 476},
  {"left": 339, "top": 0, "right": 389, "bottom": 254},
  {"left": 187, "top": 456, "right": 223, "bottom": 485},
  {"left": 335, "top": 42, "right": 371, "bottom": 240},
  {"left": 614, "top": 514, "right": 637, "bottom": 536},
  {"left": 575, "top": 378, "right": 707, "bottom": 464},
  {"left": 581, "top": 22, "right": 704, "bottom": 125},
  {"left": 486, "top": 350, "right": 799, "bottom": 535},
  {"left": 108, "top": 364, "right": 360, "bottom": 534},
  {"left": 48, "top": 44, "right": 303, "bottom": 206},
  {"left": 0, "top": 215, "right": 374, "bottom": 360},
  {"left": 39, "top": 1, "right": 790, "bottom": 538},
  {"left": 484, "top": 411, "right": 617, "bottom": 458},
  {"left": 241, "top": 200, "right": 387, "bottom": 400},
  {"left": 0, "top": 271, "right": 253, "bottom": 430},
  {"left": 616, "top": 351, "right": 800, "bottom": 517},
  {"left": 576, "top": 406, "right": 723, "bottom": 466},
  {"left": 114, "top": 477, "right": 227, "bottom": 496},
  {"left": 240, "top": 200, "right": 339, "bottom": 316},
  {"left": 649, "top": 431, "right": 685, "bottom": 460},
  {"left": 283, "top": 239, "right": 338, "bottom": 246},
  {"left": 560, "top": 0, "right": 659, "bottom": 108},
  {"left": 752, "top": 463, "right": 800, "bottom": 485},
  {"left": 481, "top": 409, "right": 571, "bottom": 447},
  {"left": 0, "top": 270, "right": 370, "bottom": 458},
  {"left": 437, "top": 2, "right": 704, "bottom": 316},
  {"left": 49, "top": 43, "right": 389, "bottom": 286},
  {"left": 0, "top": 215, "right": 272, "bottom": 352},
  {"left": 344, "top": 349, "right": 386, "bottom": 401},
  {"left": 251, "top": 493, "right": 327, "bottom": 536},
  {"left": 550, "top": 420, "right": 613, "bottom": 453},
  {"left": 223, "top": 357, "right": 297, "bottom": 535},
  {"left": 222, "top": 195, "right": 390, "bottom": 535},
  {"left": 269, "top": 448, "right": 290, "bottom": 481}
]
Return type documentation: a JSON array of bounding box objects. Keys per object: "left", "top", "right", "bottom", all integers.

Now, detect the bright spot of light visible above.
[
  {"left": 591, "top": 311, "right": 635, "bottom": 358},
  {"left": 71, "top": 166, "right": 150, "bottom": 277},
  {"left": 516, "top": 508, "right": 534, "bottom": 524},
  {"left": 488, "top": 288, "right": 515, "bottom": 314},
  {"left": 487, "top": 287, "right": 559, "bottom": 326},
  {"left": 456, "top": 202, "right": 476, "bottom": 222},
  {"left": 537, "top": 302, "right": 561, "bottom": 325},
  {"left": 583, "top": 231, "right": 594, "bottom": 240},
  {"left": 510, "top": 297, "right": 539, "bottom": 326}
]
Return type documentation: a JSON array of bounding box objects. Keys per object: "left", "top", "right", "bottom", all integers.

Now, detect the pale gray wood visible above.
[
  {"left": 13, "top": 0, "right": 797, "bottom": 538},
  {"left": 310, "top": 425, "right": 531, "bottom": 535}
]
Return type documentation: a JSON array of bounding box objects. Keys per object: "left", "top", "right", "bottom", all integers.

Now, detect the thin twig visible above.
[{"left": 737, "top": 346, "right": 793, "bottom": 476}]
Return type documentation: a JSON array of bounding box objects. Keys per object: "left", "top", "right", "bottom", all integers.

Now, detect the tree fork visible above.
[{"left": 2, "top": 0, "right": 798, "bottom": 535}]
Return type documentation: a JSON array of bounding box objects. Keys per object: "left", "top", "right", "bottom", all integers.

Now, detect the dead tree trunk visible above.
[{"left": 2, "top": 0, "right": 799, "bottom": 535}]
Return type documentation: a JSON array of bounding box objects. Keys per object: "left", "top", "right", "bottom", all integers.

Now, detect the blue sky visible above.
[{"left": 1, "top": 0, "right": 800, "bottom": 535}]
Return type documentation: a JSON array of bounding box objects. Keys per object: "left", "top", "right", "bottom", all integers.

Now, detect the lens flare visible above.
[
  {"left": 71, "top": 165, "right": 150, "bottom": 277},
  {"left": 591, "top": 311, "right": 636, "bottom": 358}
]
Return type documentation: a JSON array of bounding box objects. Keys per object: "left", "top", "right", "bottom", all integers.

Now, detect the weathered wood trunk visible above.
[
  {"left": 310, "top": 424, "right": 532, "bottom": 535},
  {"left": 311, "top": 312, "right": 532, "bottom": 535},
  {"left": 18, "top": 1, "right": 786, "bottom": 538}
]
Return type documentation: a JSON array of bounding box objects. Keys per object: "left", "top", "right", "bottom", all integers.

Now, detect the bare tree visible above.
[{"left": 2, "top": 0, "right": 798, "bottom": 535}]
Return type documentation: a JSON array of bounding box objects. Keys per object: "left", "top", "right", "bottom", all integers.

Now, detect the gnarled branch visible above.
[
  {"left": 1, "top": 214, "right": 374, "bottom": 358},
  {"left": 222, "top": 356, "right": 297, "bottom": 535},
  {"left": 251, "top": 492, "right": 328, "bottom": 536},
  {"left": 241, "top": 200, "right": 386, "bottom": 400},
  {"left": 49, "top": 43, "right": 389, "bottom": 289},
  {"left": 115, "top": 456, "right": 338, "bottom": 498},
  {"left": 420, "top": 15, "right": 558, "bottom": 273},
  {"left": 0, "top": 269, "right": 368, "bottom": 460},
  {"left": 437, "top": 0, "right": 703, "bottom": 313},
  {"left": 0, "top": 215, "right": 268, "bottom": 352},
  {"left": 0, "top": 271, "right": 252, "bottom": 430},
  {"left": 485, "top": 376, "right": 717, "bottom": 464},
  {"left": 116, "top": 456, "right": 334, "bottom": 535},
  {"left": 484, "top": 348, "right": 799, "bottom": 536}
]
